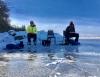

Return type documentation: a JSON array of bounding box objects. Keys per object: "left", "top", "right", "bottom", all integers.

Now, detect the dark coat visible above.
[{"left": 65, "top": 25, "right": 75, "bottom": 34}]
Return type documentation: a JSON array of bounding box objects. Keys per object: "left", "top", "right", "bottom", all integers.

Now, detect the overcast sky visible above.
[
  {"left": 4, "top": 0, "right": 100, "bottom": 36},
  {"left": 6, "top": 0, "right": 100, "bottom": 18}
]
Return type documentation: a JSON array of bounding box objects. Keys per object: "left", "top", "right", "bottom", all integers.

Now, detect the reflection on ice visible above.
[
  {"left": 0, "top": 39, "right": 100, "bottom": 77},
  {"left": 0, "top": 53, "right": 37, "bottom": 60}
]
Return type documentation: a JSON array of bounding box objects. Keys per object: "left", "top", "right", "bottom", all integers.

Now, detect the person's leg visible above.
[
  {"left": 33, "top": 34, "right": 37, "bottom": 45},
  {"left": 27, "top": 33, "right": 31, "bottom": 45},
  {"left": 75, "top": 33, "right": 79, "bottom": 42}
]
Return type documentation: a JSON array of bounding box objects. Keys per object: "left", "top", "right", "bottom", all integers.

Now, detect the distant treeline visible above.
[
  {"left": 11, "top": 25, "right": 25, "bottom": 31},
  {"left": 0, "top": 0, "right": 25, "bottom": 32}
]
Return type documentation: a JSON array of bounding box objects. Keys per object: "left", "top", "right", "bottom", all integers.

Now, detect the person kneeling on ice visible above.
[
  {"left": 65, "top": 21, "right": 79, "bottom": 45},
  {"left": 6, "top": 41, "right": 24, "bottom": 50},
  {"left": 26, "top": 20, "right": 37, "bottom": 45}
]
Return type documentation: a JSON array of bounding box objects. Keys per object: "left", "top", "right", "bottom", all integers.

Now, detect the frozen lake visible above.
[{"left": 0, "top": 39, "right": 100, "bottom": 77}]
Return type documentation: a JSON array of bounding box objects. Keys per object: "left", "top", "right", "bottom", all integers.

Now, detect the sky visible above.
[{"left": 4, "top": 0, "right": 100, "bottom": 37}]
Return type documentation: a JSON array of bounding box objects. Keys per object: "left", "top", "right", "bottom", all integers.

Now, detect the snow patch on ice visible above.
[{"left": 77, "top": 52, "right": 100, "bottom": 56}]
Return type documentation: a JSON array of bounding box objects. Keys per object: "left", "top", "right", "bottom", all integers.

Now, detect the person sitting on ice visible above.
[
  {"left": 26, "top": 20, "right": 37, "bottom": 45},
  {"left": 65, "top": 21, "right": 79, "bottom": 44}
]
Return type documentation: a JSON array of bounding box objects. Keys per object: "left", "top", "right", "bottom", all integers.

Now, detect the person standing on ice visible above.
[
  {"left": 65, "top": 21, "right": 79, "bottom": 44},
  {"left": 26, "top": 21, "right": 37, "bottom": 45}
]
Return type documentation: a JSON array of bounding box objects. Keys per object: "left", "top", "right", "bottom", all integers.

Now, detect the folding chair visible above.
[{"left": 47, "top": 30, "right": 56, "bottom": 44}]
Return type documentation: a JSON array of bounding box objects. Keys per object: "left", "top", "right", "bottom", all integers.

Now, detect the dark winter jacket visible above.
[{"left": 65, "top": 25, "right": 75, "bottom": 34}]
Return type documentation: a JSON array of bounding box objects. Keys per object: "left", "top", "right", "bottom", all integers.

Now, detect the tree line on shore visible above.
[{"left": 0, "top": 0, "right": 25, "bottom": 32}]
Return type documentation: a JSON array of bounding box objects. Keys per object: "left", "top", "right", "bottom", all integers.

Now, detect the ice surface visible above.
[{"left": 0, "top": 31, "right": 100, "bottom": 77}]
